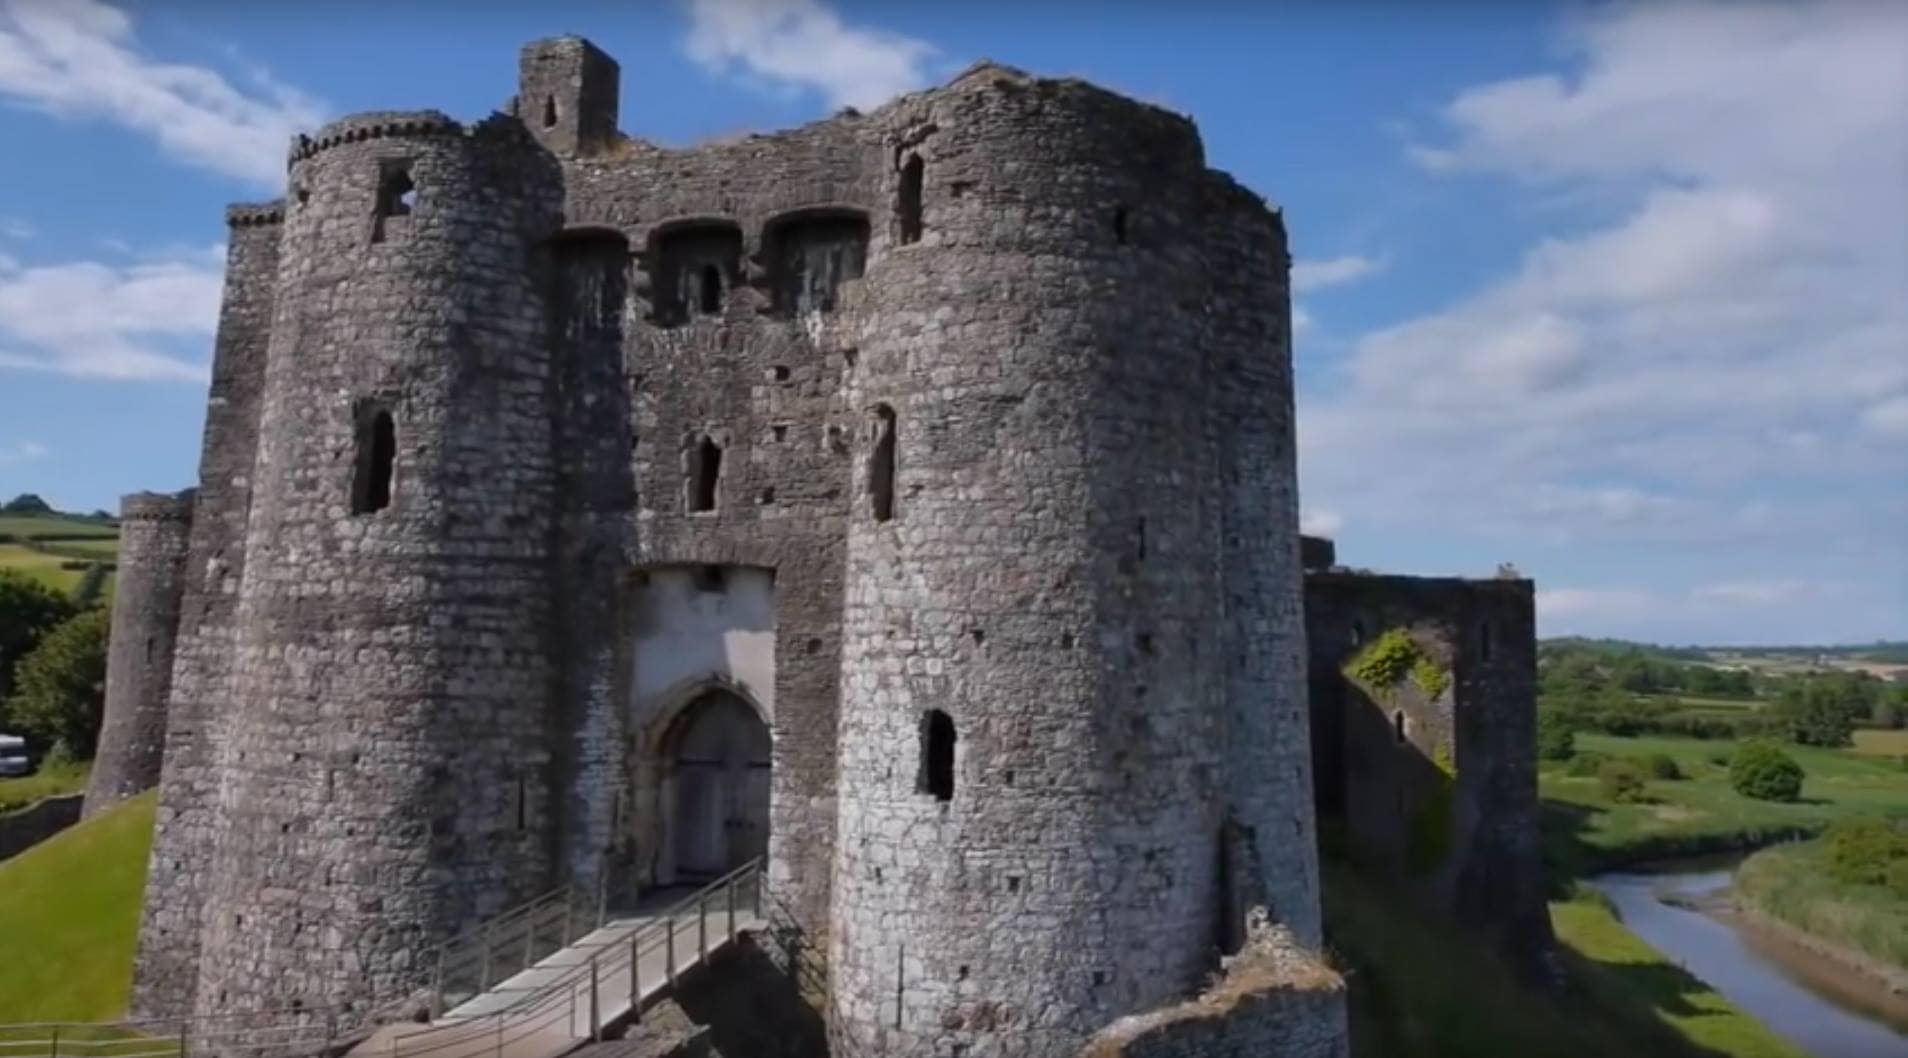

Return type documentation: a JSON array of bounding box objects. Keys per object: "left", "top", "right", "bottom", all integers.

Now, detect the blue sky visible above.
[{"left": 0, "top": 0, "right": 1902, "bottom": 644}]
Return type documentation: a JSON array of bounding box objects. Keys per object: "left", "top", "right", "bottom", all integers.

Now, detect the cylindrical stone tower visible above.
[
  {"left": 829, "top": 67, "right": 1313, "bottom": 1057},
  {"left": 83, "top": 490, "right": 193, "bottom": 817},
  {"left": 189, "top": 111, "right": 567, "bottom": 1015}
]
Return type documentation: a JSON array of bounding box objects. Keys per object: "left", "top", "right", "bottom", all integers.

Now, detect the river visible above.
[{"left": 1590, "top": 865, "right": 1908, "bottom": 1058}]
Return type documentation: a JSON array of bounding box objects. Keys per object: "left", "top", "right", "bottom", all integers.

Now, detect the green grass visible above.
[
  {"left": 1852, "top": 729, "right": 1908, "bottom": 758},
  {"left": 0, "top": 545, "right": 89, "bottom": 592},
  {"left": 0, "top": 762, "right": 90, "bottom": 814},
  {"left": 46, "top": 540, "right": 120, "bottom": 557},
  {"left": 1324, "top": 860, "right": 1802, "bottom": 1057},
  {"left": 1735, "top": 840, "right": 1908, "bottom": 971},
  {"left": 0, "top": 791, "right": 154, "bottom": 1020},
  {"left": 1542, "top": 733, "right": 1908, "bottom": 874},
  {"left": 0, "top": 516, "right": 117, "bottom": 541}
]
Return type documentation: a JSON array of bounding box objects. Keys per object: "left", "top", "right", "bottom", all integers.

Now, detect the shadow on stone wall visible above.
[
  {"left": 0, "top": 793, "right": 83, "bottom": 861},
  {"left": 605, "top": 932, "right": 828, "bottom": 1058}
]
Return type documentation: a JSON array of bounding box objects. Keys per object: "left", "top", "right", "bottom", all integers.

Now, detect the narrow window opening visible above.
[
  {"left": 919, "top": 709, "right": 955, "bottom": 801},
  {"left": 1349, "top": 620, "right": 1365, "bottom": 648},
  {"left": 1136, "top": 518, "right": 1147, "bottom": 560},
  {"left": 377, "top": 166, "right": 415, "bottom": 217},
  {"left": 698, "top": 264, "right": 723, "bottom": 315},
  {"left": 542, "top": 95, "right": 558, "bottom": 129},
  {"left": 1114, "top": 207, "right": 1129, "bottom": 244},
  {"left": 869, "top": 404, "right": 897, "bottom": 523},
  {"left": 897, "top": 153, "right": 924, "bottom": 245},
  {"left": 514, "top": 775, "right": 528, "bottom": 831},
  {"left": 1393, "top": 710, "right": 1407, "bottom": 745},
  {"left": 351, "top": 405, "right": 396, "bottom": 515},
  {"left": 145, "top": 637, "right": 155, "bottom": 663},
  {"left": 689, "top": 435, "right": 722, "bottom": 512},
  {"left": 1479, "top": 621, "right": 1493, "bottom": 662}
]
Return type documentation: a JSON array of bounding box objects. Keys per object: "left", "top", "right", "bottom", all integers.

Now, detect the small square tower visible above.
[{"left": 519, "top": 36, "right": 620, "bottom": 156}]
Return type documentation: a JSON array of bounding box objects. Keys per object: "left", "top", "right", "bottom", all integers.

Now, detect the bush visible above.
[
  {"left": 1822, "top": 818, "right": 1908, "bottom": 886},
  {"left": 0, "top": 569, "right": 78, "bottom": 701},
  {"left": 1889, "top": 858, "right": 1908, "bottom": 900},
  {"left": 1597, "top": 759, "right": 1649, "bottom": 804},
  {"left": 1536, "top": 708, "right": 1576, "bottom": 761},
  {"left": 41, "top": 738, "right": 76, "bottom": 769},
  {"left": 1, "top": 609, "right": 109, "bottom": 755},
  {"left": 1643, "top": 753, "right": 1683, "bottom": 781},
  {"left": 1729, "top": 740, "right": 1804, "bottom": 803},
  {"left": 1566, "top": 751, "right": 1609, "bottom": 778}
]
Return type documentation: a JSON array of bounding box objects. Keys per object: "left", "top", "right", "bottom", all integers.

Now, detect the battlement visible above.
[
  {"left": 118, "top": 489, "right": 196, "bottom": 522},
  {"left": 289, "top": 110, "right": 464, "bottom": 164},
  {"left": 224, "top": 201, "right": 284, "bottom": 228}
]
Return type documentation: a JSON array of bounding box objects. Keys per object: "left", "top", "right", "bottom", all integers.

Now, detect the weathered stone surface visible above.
[
  {"left": 121, "top": 33, "right": 1354, "bottom": 1055},
  {"left": 84, "top": 491, "right": 192, "bottom": 818}
]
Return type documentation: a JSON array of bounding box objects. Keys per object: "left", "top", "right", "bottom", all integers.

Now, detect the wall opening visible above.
[
  {"left": 1114, "top": 206, "right": 1129, "bottom": 244},
  {"left": 768, "top": 211, "right": 869, "bottom": 315},
  {"left": 897, "top": 153, "right": 924, "bottom": 245},
  {"left": 145, "top": 637, "right": 155, "bottom": 664},
  {"left": 688, "top": 435, "right": 722, "bottom": 512},
  {"left": 698, "top": 264, "right": 723, "bottom": 314},
  {"left": 514, "top": 775, "right": 528, "bottom": 831},
  {"left": 869, "top": 404, "right": 896, "bottom": 523},
  {"left": 651, "top": 222, "right": 742, "bottom": 326},
  {"left": 371, "top": 162, "right": 415, "bottom": 243},
  {"left": 919, "top": 709, "right": 955, "bottom": 802},
  {"left": 542, "top": 95, "right": 558, "bottom": 129},
  {"left": 350, "top": 404, "right": 396, "bottom": 515},
  {"left": 1479, "top": 620, "right": 1493, "bottom": 662},
  {"left": 1393, "top": 709, "right": 1407, "bottom": 745},
  {"left": 1349, "top": 619, "right": 1365, "bottom": 647}
]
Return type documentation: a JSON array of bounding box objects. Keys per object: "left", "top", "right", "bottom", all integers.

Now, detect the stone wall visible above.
[
  {"left": 85, "top": 491, "right": 193, "bottom": 818},
  {"left": 1078, "top": 916, "right": 1347, "bottom": 1058},
  {"left": 1303, "top": 563, "right": 1555, "bottom": 978},
  {"left": 0, "top": 794, "right": 83, "bottom": 862}
]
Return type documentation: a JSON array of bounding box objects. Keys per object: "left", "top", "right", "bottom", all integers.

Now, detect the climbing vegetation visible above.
[{"left": 1344, "top": 627, "right": 1452, "bottom": 702}]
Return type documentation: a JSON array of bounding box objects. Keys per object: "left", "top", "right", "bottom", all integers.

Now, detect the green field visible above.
[
  {"left": 0, "top": 762, "right": 90, "bottom": 814},
  {"left": 1542, "top": 733, "right": 1908, "bottom": 874},
  {"left": 1736, "top": 840, "right": 1908, "bottom": 972},
  {"left": 0, "top": 792, "right": 154, "bottom": 1020},
  {"left": 0, "top": 517, "right": 117, "bottom": 541},
  {"left": 0, "top": 545, "right": 94, "bottom": 593},
  {"left": 1325, "top": 860, "right": 1802, "bottom": 1057},
  {"left": 1853, "top": 728, "right": 1908, "bottom": 758}
]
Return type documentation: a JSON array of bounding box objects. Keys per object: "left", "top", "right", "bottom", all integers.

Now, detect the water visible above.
[{"left": 1590, "top": 867, "right": 1908, "bottom": 1058}]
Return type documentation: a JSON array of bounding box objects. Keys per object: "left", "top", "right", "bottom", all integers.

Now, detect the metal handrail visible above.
[{"left": 384, "top": 858, "right": 763, "bottom": 1058}]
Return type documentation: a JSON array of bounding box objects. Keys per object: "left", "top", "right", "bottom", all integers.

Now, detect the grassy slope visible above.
[
  {"left": 1542, "top": 733, "right": 1908, "bottom": 874},
  {"left": 0, "top": 762, "right": 90, "bottom": 814},
  {"left": 0, "top": 517, "right": 118, "bottom": 540},
  {"left": 1735, "top": 841, "right": 1908, "bottom": 971},
  {"left": 1324, "top": 860, "right": 1802, "bottom": 1058},
  {"left": 0, "top": 545, "right": 91, "bottom": 593},
  {"left": 0, "top": 791, "right": 154, "bottom": 1020},
  {"left": 1852, "top": 729, "right": 1908, "bottom": 758}
]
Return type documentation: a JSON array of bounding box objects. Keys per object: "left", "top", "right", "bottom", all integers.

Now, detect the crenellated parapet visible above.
[{"left": 288, "top": 110, "right": 463, "bottom": 163}]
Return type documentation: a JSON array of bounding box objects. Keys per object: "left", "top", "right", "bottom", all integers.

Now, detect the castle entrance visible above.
[{"left": 667, "top": 688, "right": 771, "bottom": 880}]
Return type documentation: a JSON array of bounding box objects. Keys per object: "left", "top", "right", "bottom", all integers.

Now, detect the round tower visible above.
[
  {"left": 189, "top": 110, "right": 567, "bottom": 1015},
  {"left": 829, "top": 67, "right": 1307, "bottom": 1056},
  {"left": 84, "top": 489, "right": 193, "bottom": 817}
]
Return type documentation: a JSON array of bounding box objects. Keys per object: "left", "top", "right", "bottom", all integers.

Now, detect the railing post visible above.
[
  {"left": 727, "top": 875, "right": 737, "bottom": 939},
  {"left": 590, "top": 957, "right": 601, "bottom": 1042},
  {"left": 495, "top": 1011, "right": 504, "bottom": 1058},
  {"left": 631, "top": 929, "right": 643, "bottom": 1010},
  {"left": 49, "top": 1026, "right": 58, "bottom": 1058},
  {"left": 698, "top": 893, "right": 708, "bottom": 960},
  {"left": 323, "top": 1013, "right": 336, "bottom": 1058},
  {"left": 479, "top": 918, "right": 494, "bottom": 991},
  {"left": 561, "top": 890, "right": 573, "bottom": 947},
  {"left": 178, "top": 1018, "right": 189, "bottom": 1058},
  {"left": 432, "top": 947, "right": 445, "bottom": 1009},
  {"left": 666, "top": 914, "right": 677, "bottom": 985},
  {"left": 596, "top": 865, "right": 608, "bottom": 930},
  {"left": 523, "top": 907, "right": 536, "bottom": 975}
]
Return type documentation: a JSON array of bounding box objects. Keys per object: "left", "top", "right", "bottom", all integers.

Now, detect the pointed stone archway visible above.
[{"left": 655, "top": 686, "right": 771, "bottom": 883}]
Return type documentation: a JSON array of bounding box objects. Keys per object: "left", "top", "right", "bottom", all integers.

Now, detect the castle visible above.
[{"left": 86, "top": 36, "right": 1547, "bottom": 1058}]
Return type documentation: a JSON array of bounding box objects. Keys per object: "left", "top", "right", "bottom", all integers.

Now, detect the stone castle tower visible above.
[{"left": 106, "top": 36, "right": 1347, "bottom": 1057}]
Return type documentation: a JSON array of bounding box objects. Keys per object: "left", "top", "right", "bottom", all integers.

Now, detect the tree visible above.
[
  {"left": 1536, "top": 707, "right": 1577, "bottom": 761},
  {"left": 0, "top": 568, "right": 77, "bottom": 702},
  {"left": 71, "top": 564, "right": 109, "bottom": 609},
  {"left": 2, "top": 608, "right": 109, "bottom": 755},
  {"left": 1729, "top": 740, "right": 1804, "bottom": 803},
  {"left": 1774, "top": 676, "right": 1865, "bottom": 747},
  {"left": 1, "top": 493, "right": 52, "bottom": 514}
]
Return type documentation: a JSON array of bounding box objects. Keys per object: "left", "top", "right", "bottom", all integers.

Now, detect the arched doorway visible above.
[{"left": 667, "top": 688, "right": 770, "bottom": 880}]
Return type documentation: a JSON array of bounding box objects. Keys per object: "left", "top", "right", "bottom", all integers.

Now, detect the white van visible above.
[{"left": 0, "top": 733, "right": 30, "bottom": 777}]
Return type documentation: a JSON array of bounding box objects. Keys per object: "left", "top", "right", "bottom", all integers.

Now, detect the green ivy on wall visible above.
[{"left": 1343, "top": 627, "right": 1453, "bottom": 703}]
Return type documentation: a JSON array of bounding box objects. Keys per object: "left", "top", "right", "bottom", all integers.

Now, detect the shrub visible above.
[
  {"left": 1822, "top": 818, "right": 1908, "bottom": 886},
  {"left": 1888, "top": 858, "right": 1908, "bottom": 900},
  {"left": 1597, "top": 759, "right": 1649, "bottom": 804},
  {"left": 1536, "top": 708, "right": 1576, "bottom": 761},
  {"left": 0, "top": 569, "right": 78, "bottom": 701},
  {"left": 41, "top": 738, "right": 76, "bottom": 769},
  {"left": 1643, "top": 753, "right": 1683, "bottom": 781},
  {"left": 1729, "top": 740, "right": 1804, "bottom": 803},
  {"left": 1566, "top": 751, "right": 1609, "bottom": 778},
  {"left": 2, "top": 609, "right": 109, "bottom": 755}
]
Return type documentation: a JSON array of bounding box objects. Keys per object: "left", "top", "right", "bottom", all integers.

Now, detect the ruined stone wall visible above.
[
  {"left": 187, "top": 112, "right": 568, "bottom": 1015},
  {"left": 1303, "top": 569, "right": 1554, "bottom": 974},
  {"left": 133, "top": 204, "right": 279, "bottom": 1018},
  {"left": 84, "top": 491, "right": 193, "bottom": 817}
]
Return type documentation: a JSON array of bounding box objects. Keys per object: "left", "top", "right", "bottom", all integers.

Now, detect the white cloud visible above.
[
  {"left": 0, "top": 440, "right": 48, "bottom": 465},
  {"left": 0, "top": 217, "right": 31, "bottom": 240},
  {"left": 0, "top": 249, "right": 222, "bottom": 382},
  {"left": 1537, "top": 577, "right": 1884, "bottom": 643},
  {"left": 1300, "top": 509, "right": 1343, "bottom": 537},
  {"left": 1292, "top": 254, "right": 1387, "bottom": 293},
  {"left": 1300, "top": 1, "right": 1908, "bottom": 619},
  {"left": 0, "top": 0, "right": 324, "bottom": 189},
  {"left": 680, "top": 0, "right": 937, "bottom": 110}
]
